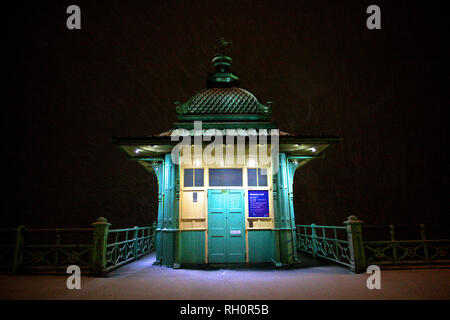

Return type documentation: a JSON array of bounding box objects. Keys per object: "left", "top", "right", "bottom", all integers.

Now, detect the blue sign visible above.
[{"left": 248, "top": 190, "right": 269, "bottom": 217}]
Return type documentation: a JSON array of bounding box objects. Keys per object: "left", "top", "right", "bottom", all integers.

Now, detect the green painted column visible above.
[
  {"left": 287, "top": 160, "right": 299, "bottom": 262},
  {"left": 173, "top": 160, "right": 182, "bottom": 269},
  {"left": 149, "top": 160, "right": 164, "bottom": 265},
  {"left": 159, "top": 154, "right": 179, "bottom": 267},
  {"left": 272, "top": 161, "right": 281, "bottom": 265},
  {"left": 274, "top": 153, "right": 296, "bottom": 265}
]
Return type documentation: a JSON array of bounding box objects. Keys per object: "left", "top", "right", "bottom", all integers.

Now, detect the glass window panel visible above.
[
  {"left": 184, "top": 169, "right": 193, "bottom": 187},
  {"left": 258, "top": 168, "right": 268, "bottom": 186},
  {"left": 209, "top": 169, "right": 243, "bottom": 186},
  {"left": 247, "top": 168, "right": 257, "bottom": 186},
  {"left": 194, "top": 169, "right": 204, "bottom": 187}
]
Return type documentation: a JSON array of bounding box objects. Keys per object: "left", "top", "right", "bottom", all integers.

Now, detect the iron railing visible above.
[
  {"left": 0, "top": 218, "right": 156, "bottom": 275},
  {"left": 296, "top": 224, "right": 352, "bottom": 268},
  {"left": 0, "top": 228, "right": 18, "bottom": 271},
  {"left": 105, "top": 225, "right": 156, "bottom": 272},
  {"left": 363, "top": 224, "right": 450, "bottom": 267},
  {"left": 20, "top": 228, "right": 94, "bottom": 273},
  {"left": 0, "top": 226, "right": 94, "bottom": 273},
  {"left": 296, "top": 217, "right": 450, "bottom": 272}
]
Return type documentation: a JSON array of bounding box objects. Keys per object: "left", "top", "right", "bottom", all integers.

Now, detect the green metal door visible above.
[
  {"left": 208, "top": 190, "right": 227, "bottom": 263},
  {"left": 208, "top": 189, "right": 245, "bottom": 263}
]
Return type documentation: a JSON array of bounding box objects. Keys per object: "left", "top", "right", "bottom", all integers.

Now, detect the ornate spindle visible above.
[{"left": 390, "top": 225, "right": 397, "bottom": 262}]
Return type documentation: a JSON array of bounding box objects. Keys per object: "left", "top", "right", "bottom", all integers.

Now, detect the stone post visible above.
[
  {"left": 152, "top": 221, "right": 157, "bottom": 251},
  {"left": 344, "top": 215, "right": 366, "bottom": 273},
  {"left": 12, "top": 225, "right": 25, "bottom": 274},
  {"left": 91, "top": 217, "right": 111, "bottom": 275},
  {"left": 133, "top": 226, "right": 139, "bottom": 259},
  {"left": 311, "top": 223, "right": 318, "bottom": 257}
]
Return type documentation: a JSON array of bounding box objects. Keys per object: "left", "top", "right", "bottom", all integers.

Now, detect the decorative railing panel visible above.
[
  {"left": 104, "top": 224, "right": 156, "bottom": 272},
  {"left": 0, "top": 229, "right": 16, "bottom": 270},
  {"left": 0, "top": 245, "right": 15, "bottom": 269},
  {"left": 363, "top": 225, "right": 450, "bottom": 266},
  {"left": 297, "top": 220, "right": 450, "bottom": 272},
  {"left": 0, "top": 218, "right": 156, "bottom": 275},
  {"left": 296, "top": 224, "right": 352, "bottom": 268},
  {"left": 18, "top": 228, "right": 94, "bottom": 273}
]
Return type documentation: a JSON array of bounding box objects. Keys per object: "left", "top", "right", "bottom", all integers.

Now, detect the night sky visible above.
[{"left": 4, "top": 1, "right": 449, "bottom": 228}]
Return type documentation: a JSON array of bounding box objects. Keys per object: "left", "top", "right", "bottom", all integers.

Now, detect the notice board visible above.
[{"left": 248, "top": 190, "right": 269, "bottom": 218}]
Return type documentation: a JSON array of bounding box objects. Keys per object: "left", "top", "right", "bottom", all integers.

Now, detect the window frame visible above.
[
  {"left": 247, "top": 168, "right": 268, "bottom": 187},
  {"left": 182, "top": 168, "right": 204, "bottom": 188},
  {"left": 208, "top": 168, "right": 244, "bottom": 188}
]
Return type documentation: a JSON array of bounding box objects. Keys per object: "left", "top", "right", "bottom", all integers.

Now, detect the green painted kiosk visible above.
[{"left": 113, "top": 39, "right": 340, "bottom": 268}]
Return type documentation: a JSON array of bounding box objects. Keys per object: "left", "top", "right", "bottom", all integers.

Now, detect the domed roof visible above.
[
  {"left": 176, "top": 87, "right": 270, "bottom": 115},
  {"left": 174, "top": 38, "right": 272, "bottom": 122}
]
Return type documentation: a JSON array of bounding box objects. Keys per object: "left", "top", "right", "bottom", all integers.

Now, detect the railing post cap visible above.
[
  {"left": 344, "top": 215, "right": 363, "bottom": 224},
  {"left": 91, "top": 217, "right": 111, "bottom": 227}
]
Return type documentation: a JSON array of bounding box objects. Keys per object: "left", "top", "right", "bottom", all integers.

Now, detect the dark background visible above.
[{"left": 4, "top": 0, "right": 449, "bottom": 228}]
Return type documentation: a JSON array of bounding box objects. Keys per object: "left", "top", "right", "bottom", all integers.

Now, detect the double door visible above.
[{"left": 207, "top": 189, "right": 246, "bottom": 263}]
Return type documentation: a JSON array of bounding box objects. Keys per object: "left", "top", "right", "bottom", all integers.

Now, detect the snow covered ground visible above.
[{"left": 1, "top": 253, "right": 449, "bottom": 300}]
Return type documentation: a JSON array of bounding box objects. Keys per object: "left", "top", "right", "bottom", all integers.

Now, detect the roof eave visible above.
[{"left": 176, "top": 113, "right": 271, "bottom": 122}]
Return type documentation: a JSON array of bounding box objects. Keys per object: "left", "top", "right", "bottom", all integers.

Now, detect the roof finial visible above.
[
  {"left": 215, "top": 37, "right": 232, "bottom": 55},
  {"left": 207, "top": 38, "right": 240, "bottom": 88}
]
